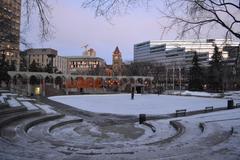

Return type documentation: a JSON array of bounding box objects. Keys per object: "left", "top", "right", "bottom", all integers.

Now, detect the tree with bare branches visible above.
[
  {"left": 161, "top": 0, "right": 240, "bottom": 39},
  {"left": 80, "top": 0, "right": 240, "bottom": 40},
  {"left": 22, "top": 0, "right": 53, "bottom": 41},
  {"left": 81, "top": 0, "right": 149, "bottom": 19},
  {"left": 2, "top": 0, "right": 236, "bottom": 48}
]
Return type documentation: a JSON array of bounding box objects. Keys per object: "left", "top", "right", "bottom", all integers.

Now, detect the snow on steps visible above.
[
  {"left": 48, "top": 118, "right": 83, "bottom": 133},
  {"left": 0, "top": 107, "right": 27, "bottom": 116},
  {"left": 0, "top": 110, "right": 42, "bottom": 132},
  {"left": 24, "top": 114, "right": 65, "bottom": 133}
]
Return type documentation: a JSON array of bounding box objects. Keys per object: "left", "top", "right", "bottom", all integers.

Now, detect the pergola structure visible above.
[{"left": 8, "top": 71, "right": 154, "bottom": 96}]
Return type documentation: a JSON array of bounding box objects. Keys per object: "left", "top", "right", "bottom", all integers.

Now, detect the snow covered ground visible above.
[
  {"left": 0, "top": 96, "right": 5, "bottom": 103},
  {"left": 7, "top": 97, "right": 22, "bottom": 107},
  {"left": 224, "top": 91, "right": 240, "bottom": 100},
  {"left": 35, "top": 104, "right": 57, "bottom": 114},
  {"left": 174, "top": 90, "right": 221, "bottom": 97},
  {"left": 21, "top": 101, "right": 39, "bottom": 110},
  {"left": 49, "top": 94, "right": 233, "bottom": 115},
  {"left": 1, "top": 89, "right": 240, "bottom": 159}
]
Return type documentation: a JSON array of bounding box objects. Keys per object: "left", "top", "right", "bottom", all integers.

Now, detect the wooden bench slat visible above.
[
  {"left": 176, "top": 109, "right": 187, "bottom": 117},
  {"left": 205, "top": 106, "right": 213, "bottom": 112}
]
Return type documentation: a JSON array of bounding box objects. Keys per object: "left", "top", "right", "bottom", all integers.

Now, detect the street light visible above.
[{"left": 179, "top": 66, "right": 182, "bottom": 94}]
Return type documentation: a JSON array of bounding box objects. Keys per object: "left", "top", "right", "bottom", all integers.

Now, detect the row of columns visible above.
[
  {"left": 8, "top": 72, "right": 154, "bottom": 96},
  {"left": 64, "top": 78, "right": 154, "bottom": 94},
  {"left": 10, "top": 78, "right": 154, "bottom": 96}
]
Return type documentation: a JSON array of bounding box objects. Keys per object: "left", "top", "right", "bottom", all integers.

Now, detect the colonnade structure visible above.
[{"left": 8, "top": 71, "right": 154, "bottom": 96}]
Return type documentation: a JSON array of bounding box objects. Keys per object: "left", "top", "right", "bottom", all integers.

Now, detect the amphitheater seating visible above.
[
  {"left": 0, "top": 89, "right": 238, "bottom": 160},
  {"left": 0, "top": 107, "right": 27, "bottom": 116}
]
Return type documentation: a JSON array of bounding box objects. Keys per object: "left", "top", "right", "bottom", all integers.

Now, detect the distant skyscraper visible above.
[
  {"left": 112, "top": 46, "right": 123, "bottom": 76},
  {"left": 0, "top": 0, "right": 21, "bottom": 68}
]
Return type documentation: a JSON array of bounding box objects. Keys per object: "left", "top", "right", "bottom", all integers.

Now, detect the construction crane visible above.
[{"left": 81, "top": 44, "right": 89, "bottom": 51}]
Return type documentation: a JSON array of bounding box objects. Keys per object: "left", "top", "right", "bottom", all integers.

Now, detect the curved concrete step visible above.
[
  {"left": 48, "top": 119, "right": 83, "bottom": 133},
  {"left": 25, "top": 116, "right": 85, "bottom": 148},
  {"left": 24, "top": 114, "right": 65, "bottom": 133},
  {"left": 3, "top": 114, "right": 66, "bottom": 145},
  {"left": 197, "top": 122, "right": 233, "bottom": 146},
  {"left": 0, "top": 110, "right": 43, "bottom": 145},
  {"left": 0, "top": 103, "right": 9, "bottom": 109},
  {"left": 0, "top": 115, "right": 67, "bottom": 160},
  {"left": 0, "top": 118, "right": 237, "bottom": 160},
  {"left": 0, "top": 110, "right": 42, "bottom": 131},
  {"left": 146, "top": 120, "right": 185, "bottom": 146},
  {"left": 0, "top": 107, "right": 27, "bottom": 117}
]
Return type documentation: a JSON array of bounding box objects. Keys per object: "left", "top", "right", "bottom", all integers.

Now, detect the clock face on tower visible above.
[{"left": 114, "top": 56, "right": 118, "bottom": 60}]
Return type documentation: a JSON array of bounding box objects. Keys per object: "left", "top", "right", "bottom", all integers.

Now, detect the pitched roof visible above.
[{"left": 113, "top": 46, "right": 121, "bottom": 55}]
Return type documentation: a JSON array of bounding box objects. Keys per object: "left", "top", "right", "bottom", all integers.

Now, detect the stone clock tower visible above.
[{"left": 112, "top": 46, "right": 123, "bottom": 76}]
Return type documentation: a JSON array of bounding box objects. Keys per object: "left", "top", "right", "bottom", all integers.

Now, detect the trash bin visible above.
[
  {"left": 139, "top": 114, "right": 146, "bottom": 124},
  {"left": 228, "top": 99, "right": 234, "bottom": 109}
]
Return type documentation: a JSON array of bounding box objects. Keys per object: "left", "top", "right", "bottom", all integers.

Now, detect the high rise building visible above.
[
  {"left": 0, "top": 0, "right": 21, "bottom": 69},
  {"left": 134, "top": 39, "right": 240, "bottom": 68}
]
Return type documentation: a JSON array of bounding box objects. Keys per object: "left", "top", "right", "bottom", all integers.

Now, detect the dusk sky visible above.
[
  {"left": 21, "top": 0, "right": 229, "bottom": 64},
  {"left": 21, "top": 1, "right": 171, "bottom": 64}
]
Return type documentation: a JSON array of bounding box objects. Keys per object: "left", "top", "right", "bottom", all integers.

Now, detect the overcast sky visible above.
[{"left": 21, "top": 1, "right": 233, "bottom": 64}]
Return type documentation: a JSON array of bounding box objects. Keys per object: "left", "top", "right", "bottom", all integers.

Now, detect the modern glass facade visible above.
[{"left": 134, "top": 39, "right": 240, "bottom": 68}]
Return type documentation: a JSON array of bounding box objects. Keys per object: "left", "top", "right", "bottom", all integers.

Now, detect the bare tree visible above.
[
  {"left": 20, "top": 0, "right": 240, "bottom": 42},
  {"left": 161, "top": 0, "right": 240, "bottom": 39},
  {"left": 81, "top": 0, "right": 150, "bottom": 19},
  {"left": 22, "top": 0, "right": 53, "bottom": 41},
  {"left": 81, "top": 0, "right": 240, "bottom": 40}
]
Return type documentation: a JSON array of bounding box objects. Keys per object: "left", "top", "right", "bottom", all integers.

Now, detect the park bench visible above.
[
  {"left": 205, "top": 106, "right": 213, "bottom": 112},
  {"left": 175, "top": 109, "right": 187, "bottom": 117}
]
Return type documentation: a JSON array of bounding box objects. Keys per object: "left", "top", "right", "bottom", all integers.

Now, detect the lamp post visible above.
[
  {"left": 179, "top": 66, "right": 182, "bottom": 94},
  {"left": 165, "top": 67, "right": 168, "bottom": 92}
]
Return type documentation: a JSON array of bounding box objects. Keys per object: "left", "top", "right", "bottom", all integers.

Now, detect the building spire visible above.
[{"left": 113, "top": 46, "right": 121, "bottom": 55}]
